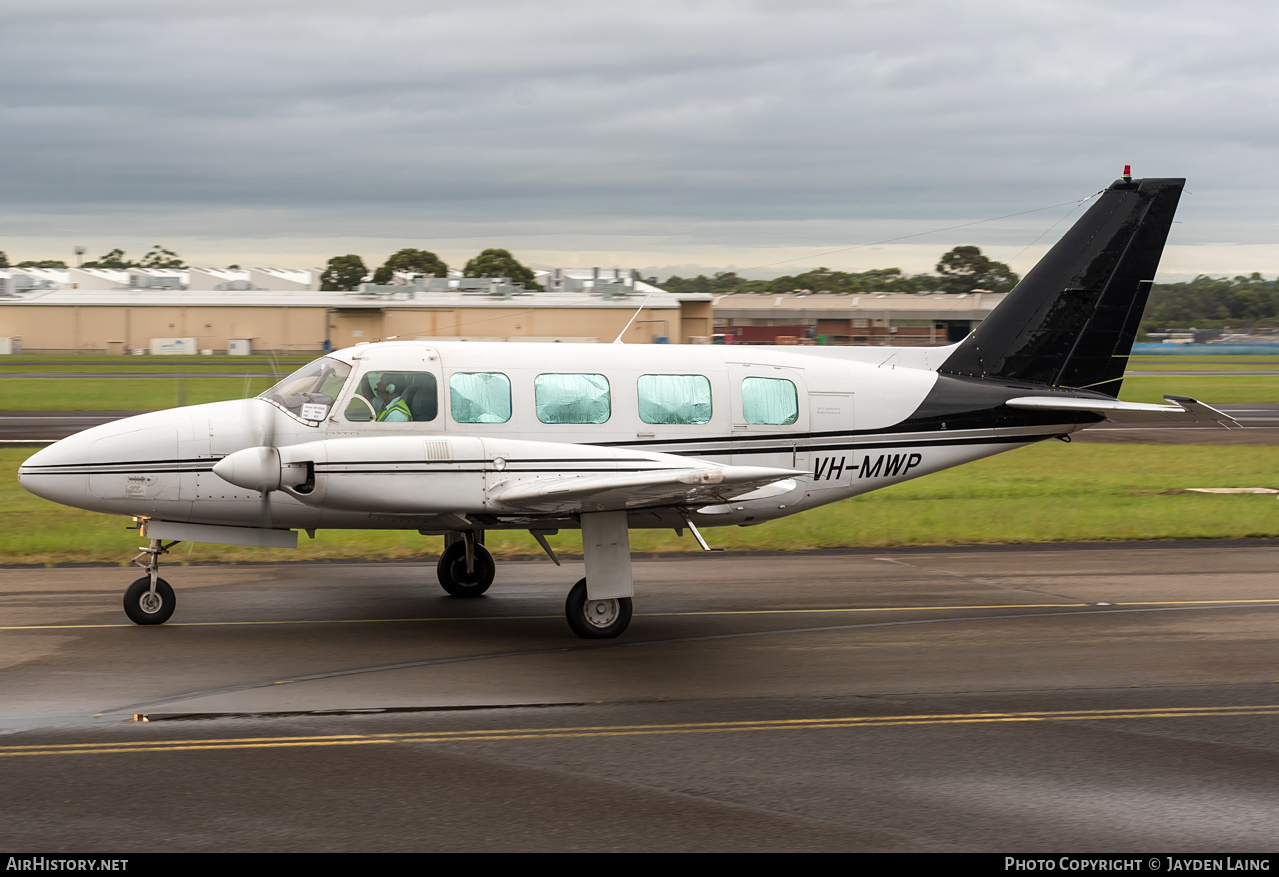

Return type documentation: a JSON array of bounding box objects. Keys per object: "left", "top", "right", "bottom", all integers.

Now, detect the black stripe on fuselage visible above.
[
  {"left": 17, "top": 424, "right": 1073, "bottom": 479},
  {"left": 19, "top": 469, "right": 218, "bottom": 477},
  {"left": 314, "top": 466, "right": 677, "bottom": 474},
  {"left": 19, "top": 462, "right": 218, "bottom": 476},
  {"left": 20, "top": 456, "right": 219, "bottom": 471},
  {"left": 595, "top": 374, "right": 1100, "bottom": 454},
  {"left": 591, "top": 426, "right": 1075, "bottom": 458}
]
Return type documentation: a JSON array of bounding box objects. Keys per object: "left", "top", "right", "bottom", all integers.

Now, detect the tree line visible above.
[
  {"left": 658, "top": 247, "right": 1279, "bottom": 329},
  {"left": 5, "top": 243, "right": 1276, "bottom": 328},
  {"left": 320, "top": 248, "right": 539, "bottom": 291},
  {"left": 1141, "top": 273, "right": 1279, "bottom": 328},
  {"left": 0, "top": 246, "right": 186, "bottom": 270},
  {"left": 659, "top": 246, "right": 1020, "bottom": 297},
  {"left": 0, "top": 245, "right": 542, "bottom": 292}
]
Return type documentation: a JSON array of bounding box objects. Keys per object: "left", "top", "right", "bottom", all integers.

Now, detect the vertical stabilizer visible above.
[{"left": 939, "top": 177, "right": 1184, "bottom": 396}]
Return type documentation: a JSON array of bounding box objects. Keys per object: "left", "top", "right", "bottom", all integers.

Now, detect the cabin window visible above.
[
  {"left": 741, "top": 377, "right": 798, "bottom": 425},
  {"left": 351, "top": 371, "right": 439, "bottom": 422},
  {"left": 638, "top": 374, "right": 712, "bottom": 425},
  {"left": 259, "top": 357, "right": 352, "bottom": 421},
  {"left": 535, "top": 373, "right": 611, "bottom": 424},
  {"left": 450, "top": 372, "right": 512, "bottom": 424}
]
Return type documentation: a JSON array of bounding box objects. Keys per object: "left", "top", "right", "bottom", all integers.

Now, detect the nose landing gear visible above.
[{"left": 124, "top": 538, "right": 179, "bottom": 625}]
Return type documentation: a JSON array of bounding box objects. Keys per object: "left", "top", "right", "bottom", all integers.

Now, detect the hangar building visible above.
[{"left": 0, "top": 268, "right": 713, "bottom": 353}]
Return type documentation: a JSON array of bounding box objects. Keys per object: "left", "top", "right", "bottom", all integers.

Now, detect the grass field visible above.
[
  {"left": 4, "top": 353, "right": 1273, "bottom": 566},
  {"left": 0, "top": 354, "right": 313, "bottom": 369},
  {"left": 1126, "top": 361, "right": 1279, "bottom": 371},
  {"left": 0, "top": 364, "right": 289, "bottom": 374},
  {"left": 0, "top": 378, "right": 276, "bottom": 410},
  {"left": 1128, "top": 355, "right": 1279, "bottom": 364},
  {"left": 1116, "top": 375, "right": 1278, "bottom": 404},
  {"left": 3, "top": 443, "right": 1275, "bottom": 566}
]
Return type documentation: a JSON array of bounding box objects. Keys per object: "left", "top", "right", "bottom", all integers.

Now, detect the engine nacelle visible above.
[{"left": 259, "top": 435, "right": 695, "bottom": 515}]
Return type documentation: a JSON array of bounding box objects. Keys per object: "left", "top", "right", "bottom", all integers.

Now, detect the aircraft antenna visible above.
[{"left": 612, "top": 286, "right": 655, "bottom": 344}]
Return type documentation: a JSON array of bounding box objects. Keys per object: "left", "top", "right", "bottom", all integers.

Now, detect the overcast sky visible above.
[{"left": 3, "top": 0, "right": 1278, "bottom": 280}]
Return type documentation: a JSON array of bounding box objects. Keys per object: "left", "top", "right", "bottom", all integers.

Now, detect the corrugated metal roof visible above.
[{"left": 0, "top": 287, "right": 704, "bottom": 309}]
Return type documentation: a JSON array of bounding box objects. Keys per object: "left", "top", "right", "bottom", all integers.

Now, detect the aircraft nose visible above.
[
  {"left": 17, "top": 432, "right": 94, "bottom": 506},
  {"left": 18, "top": 406, "right": 204, "bottom": 511}
]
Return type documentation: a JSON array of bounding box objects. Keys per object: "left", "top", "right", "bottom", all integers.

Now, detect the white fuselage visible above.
[{"left": 19, "top": 341, "right": 1082, "bottom": 533}]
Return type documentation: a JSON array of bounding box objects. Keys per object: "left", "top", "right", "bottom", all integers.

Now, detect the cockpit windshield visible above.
[{"left": 258, "top": 357, "right": 352, "bottom": 422}]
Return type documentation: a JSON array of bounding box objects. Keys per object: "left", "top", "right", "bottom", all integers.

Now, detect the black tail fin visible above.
[{"left": 939, "top": 176, "right": 1184, "bottom": 397}]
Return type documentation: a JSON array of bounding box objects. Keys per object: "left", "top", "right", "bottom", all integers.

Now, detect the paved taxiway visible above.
[{"left": 1, "top": 543, "right": 1277, "bottom": 851}]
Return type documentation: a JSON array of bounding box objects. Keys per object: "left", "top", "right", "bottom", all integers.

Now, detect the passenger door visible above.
[{"left": 727, "top": 362, "right": 807, "bottom": 470}]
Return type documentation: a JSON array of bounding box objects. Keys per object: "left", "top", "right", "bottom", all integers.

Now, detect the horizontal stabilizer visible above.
[
  {"left": 1006, "top": 395, "right": 1241, "bottom": 428},
  {"left": 494, "top": 465, "right": 803, "bottom": 513}
]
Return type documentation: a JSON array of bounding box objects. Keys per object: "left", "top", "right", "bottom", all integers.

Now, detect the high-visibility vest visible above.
[{"left": 377, "top": 397, "right": 411, "bottom": 422}]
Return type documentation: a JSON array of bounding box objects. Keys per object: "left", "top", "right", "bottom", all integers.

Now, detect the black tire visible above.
[
  {"left": 565, "top": 577, "right": 632, "bottom": 639},
  {"left": 436, "top": 540, "right": 495, "bottom": 597},
  {"left": 123, "top": 576, "right": 176, "bottom": 625}
]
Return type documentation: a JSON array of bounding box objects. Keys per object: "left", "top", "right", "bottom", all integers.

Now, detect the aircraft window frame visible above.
[
  {"left": 258, "top": 357, "right": 352, "bottom": 424},
  {"left": 534, "top": 373, "right": 611, "bottom": 425},
  {"left": 450, "top": 372, "right": 513, "bottom": 424},
  {"left": 343, "top": 395, "right": 376, "bottom": 422},
  {"left": 637, "top": 374, "right": 712, "bottom": 425},
  {"left": 741, "top": 376, "right": 799, "bottom": 425},
  {"left": 347, "top": 370, "right": 440, "bottom": 423}
]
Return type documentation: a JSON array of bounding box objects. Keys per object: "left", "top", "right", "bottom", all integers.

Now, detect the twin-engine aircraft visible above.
[{"left": 19, "top": 175, "right": 1237, "bottom": 638}]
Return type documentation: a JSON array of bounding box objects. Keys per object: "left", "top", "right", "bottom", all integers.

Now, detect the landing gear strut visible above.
[
  {"left": 124, "top": 538, "right": 178, "bottom": 625},
  {"left": 437, "top": 531, "right": 495, "bottom": 597}
]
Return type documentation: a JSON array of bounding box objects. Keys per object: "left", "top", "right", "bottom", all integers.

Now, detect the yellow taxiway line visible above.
[
  {"left": 3, "top": 598, "right": 1278, "bottom": 632},
  {"left": 4, "top": 704, "right": 1279, "bottom": 759}
]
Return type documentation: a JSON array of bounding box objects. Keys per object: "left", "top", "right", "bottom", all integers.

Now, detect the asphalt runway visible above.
[
  {"left": 1073, "top": 403, "right": 1279, "bottom": 444},
  {"left": 0, "top": 411, "right": 146, "bottom": 443},
  {"left": 2, "top": 544, "right": 1277, "bottom": 852}
]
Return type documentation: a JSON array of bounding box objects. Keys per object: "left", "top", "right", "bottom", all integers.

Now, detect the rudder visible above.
[{"left": 939, "top": 176, "right": 1184, "bottom": 397}]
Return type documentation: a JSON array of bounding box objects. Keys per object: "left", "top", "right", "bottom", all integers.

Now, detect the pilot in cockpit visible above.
[{"left": 374, "top": 373, "right": 411, "bottom": 422}]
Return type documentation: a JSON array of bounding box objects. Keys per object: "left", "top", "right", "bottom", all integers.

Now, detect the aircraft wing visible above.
[
  {"left": 1006, "top": 394, "right": 1241, "bottom": 428},
  {"left": 492, "top": 464, "right": 803, "bottom": 513}
]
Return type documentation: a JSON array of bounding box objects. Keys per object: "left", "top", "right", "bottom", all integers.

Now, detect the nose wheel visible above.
[
  {"left": 124, "top": 576, "right": 175, "bottom": 625},
  {"left": 565, "top": 578, "right": 632, "bottom": 639}
]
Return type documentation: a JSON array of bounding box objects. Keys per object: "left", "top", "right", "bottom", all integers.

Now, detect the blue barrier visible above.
[{"left": 1131, "top": 343, "right": 1279, "bottom": 355}]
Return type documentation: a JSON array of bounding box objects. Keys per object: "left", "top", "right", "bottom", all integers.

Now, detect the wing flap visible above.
[
  {"left": 1006, "top": 395, "right": 1241, "bottom": 428},
  {"left": 493, "top": 465, "right": 803, "bottom": 513}
]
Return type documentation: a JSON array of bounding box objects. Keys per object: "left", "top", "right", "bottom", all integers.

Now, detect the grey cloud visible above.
[{"left": 2, "top": 0, "right": 1279, "bottom": 257}]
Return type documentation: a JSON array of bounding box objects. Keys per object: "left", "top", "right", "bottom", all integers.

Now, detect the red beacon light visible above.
[{"left": 1122, "top": 165, "right": 1132, "bottom": 182}]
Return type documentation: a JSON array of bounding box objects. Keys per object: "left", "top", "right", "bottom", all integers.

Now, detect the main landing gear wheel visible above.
[
  {"left": 437, "top": 540, "right": 496, "bottom": 597},
  {"left": 565, "top": 578, "right": 632, "bottom": 639},
  {"left": 123, "top": 576, "right": 176, "bottom": 625}
]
